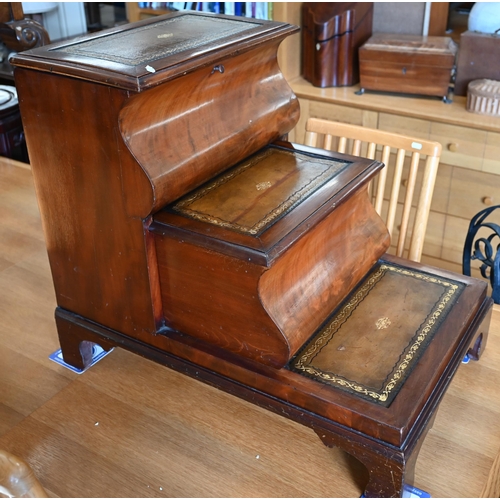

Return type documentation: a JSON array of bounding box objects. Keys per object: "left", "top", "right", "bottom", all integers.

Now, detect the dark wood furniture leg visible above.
[
  {"left": 55, "top": 310, "right": 114, "bottom": 371},
  {"left": 316, "top": 429, "right": 407, "bottom": 497},
  {"left": 466, "top": 305, "right": 492, "bottom": 361}
]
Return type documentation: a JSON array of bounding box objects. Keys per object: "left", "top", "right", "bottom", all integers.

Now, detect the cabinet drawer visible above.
[
  {"left": 293, "top": 98, "right": 378, "bottom": 146},
  {"left": 430, "top": 122, "right": 486, "bottom": 171},
  {"left": 448, "top": 167, "right": 500, "bottom": 219},
  {"left": 442, "top": 214, "right": 473, "bottom": 265},
  {"left": 380, "top": 113, "right": 500, "bottom": 174},
  {"left": 378, "top": 112, "right": 431, "bottom": 140},
  {"left": 308, "top": 100, "right": 378, "bottom": 128},
  {"left": 483, "top": 131, "right": 500, "bottom": 174}
]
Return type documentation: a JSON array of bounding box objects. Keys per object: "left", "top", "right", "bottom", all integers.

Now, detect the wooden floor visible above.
[{"left": 1, "top": 157, "right": 499, "bottom": 498}]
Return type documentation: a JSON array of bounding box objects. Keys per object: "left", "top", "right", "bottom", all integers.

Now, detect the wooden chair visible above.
[
  {"left": 0, "top": 449, "right": 47, "bottom": 497},
  {"left": 304, "top": 118, "right": 442, "bottom": 262},
  {"left": 0, "top": 2, "right": 49, "bottom": 52}
]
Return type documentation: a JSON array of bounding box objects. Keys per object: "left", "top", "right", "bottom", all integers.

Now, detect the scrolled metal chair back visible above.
[{"left": 463, "top": 205, "right": 500, "bottom": 304}]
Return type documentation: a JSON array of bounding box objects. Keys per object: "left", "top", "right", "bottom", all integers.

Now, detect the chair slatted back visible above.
[{"left": 304, "top": 118, "right": 442, "bottom": 262}]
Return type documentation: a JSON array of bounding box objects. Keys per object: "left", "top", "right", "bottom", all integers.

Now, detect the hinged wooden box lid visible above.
[
  {"left": 359, "top": 34, "right": 457, "bottom": 98},
  {"left": 151, "top": 142, "right": 390, "bottom": 368},
  {"left": 153, "top": 142, "right": 385, "bottom": 263},
  {"left": 11, "top": 11, "right": 298, "bottom": 91},
  {"left": 13, "top": 12, "right": 301, "bottom": 213},
  {"left": 360, "top": 34, "right": 457, "bottom": 67}
]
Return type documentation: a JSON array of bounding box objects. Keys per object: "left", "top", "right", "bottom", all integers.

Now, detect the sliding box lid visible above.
[{"left": 11, "top": 12, "right": 298, "bottom": 91}]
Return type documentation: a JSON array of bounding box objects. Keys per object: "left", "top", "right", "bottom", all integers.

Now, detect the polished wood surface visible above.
[
  {"left": 454, "top": 30, "right": 500, "bottom": 97},
  {"left": 12, "top": 13, "right": 297, "bottom": 91},
  {"left": 0, "top": 158, "right": 499, "bottom": 498},
  {"left": 301, "top": 2, "right": 373, "bottom": 87},
  {"left": 151, "top": 143, "right": 390, "bottom": 367},
  {"left": 428, "top": 2, "right": 449, "bottom": 36},
  {"left": 119, "top": 44, "right": 299, "bottom": 210},
  {"left": 0, "top": 2, "right": 49, "bottom": 52},
  {"left": 12, "top": 13, "right": 300, "bottom": 350},
  {"left": 304, "top": 118, "right": 442, "bottom": 262},
  {"left": 8, "top": 12, "right": 496, "bottom": 496},
  {"left": 359, "top": 34, "right": 457, "bottom": 98}
]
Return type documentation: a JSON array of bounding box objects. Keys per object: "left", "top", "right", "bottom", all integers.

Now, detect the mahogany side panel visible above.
[
  {"left": 154, "top": 236, "right": 286, "bottom": 367},
  {"left": 259, "top": 186, "right": 390, "bottom": 354},
  {"left": 14, "top": 68, "right": 158, "bottom": 338},
  {"left": 119, "top": 41, "right": 300, "bottom": 212}
]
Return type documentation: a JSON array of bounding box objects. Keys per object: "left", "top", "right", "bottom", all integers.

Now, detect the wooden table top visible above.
[{"left": 0, "top": 157, "right": 498, "bottom": 497}]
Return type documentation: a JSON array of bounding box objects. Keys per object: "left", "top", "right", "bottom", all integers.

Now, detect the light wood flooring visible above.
[{"left": 1, "top": 157, "right": 499, "bottom": 497}]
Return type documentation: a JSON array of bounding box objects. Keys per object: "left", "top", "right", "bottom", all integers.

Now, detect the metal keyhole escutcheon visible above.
[{"left": 211, "top": 65, "right": 225, "bottom": 74}]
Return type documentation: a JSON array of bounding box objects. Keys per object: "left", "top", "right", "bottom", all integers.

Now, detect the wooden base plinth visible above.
[{"left": 54, "top": 257, "right": 493, "bottom": 498}]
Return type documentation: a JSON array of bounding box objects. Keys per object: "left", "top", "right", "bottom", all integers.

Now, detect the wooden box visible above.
[
  {"left": 455, "top": 31, "right": 500, "bottom": 96},
  {"left": 467, "top": 79, "right": 500, "bottom": 116},
  {"left": 302, "top": 2, "right": 373, "bottom": 88},
  {"left": 359, "top": 34, "right": 457, "bottom": 100}
]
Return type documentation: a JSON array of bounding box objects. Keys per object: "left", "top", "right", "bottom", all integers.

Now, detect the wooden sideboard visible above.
[{"left": 288, "top": 77, "right": 500, "bottom": 277}]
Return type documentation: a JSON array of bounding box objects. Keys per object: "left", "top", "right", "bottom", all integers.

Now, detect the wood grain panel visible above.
[
  {"left": 275, "top": 2, "right": 302, "bottom": 82},
  {"left": 428, "top": 2, "right": 449, "bottom": 36},
  {"left": 0, "top": 248, "right": 74, "bottom": 381},
  {"left": 0, "top": 404, "right": 24, "bottom": 437},
  {"left": 417, "top": 433, "right": 497, "bottom": 497},
  {"left": 359, "top": 61, "right": 452, "bottom": 97},
  {"left": 0, "top": 162, "right": 44, "bottom": 241},
  {"left": 0, "top": 344, "right": 71, "bottom": 417},
  {"left": 15, "top": 68, "right": 159, "bottom": 340},
  {"left": 0, "top": 417, "right": 160, "bottom": 498},
  {"left": 119, "top": 43, "right": 299, "bottom": 211},
  {"left": 0, "top": 355, "right": 368, "bottom": 498},
  {"left": 259, "top": 186, "right": 389, "bottom": 344}
]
